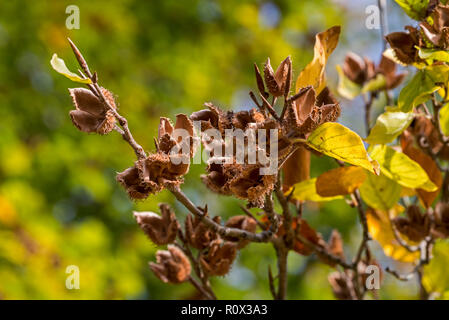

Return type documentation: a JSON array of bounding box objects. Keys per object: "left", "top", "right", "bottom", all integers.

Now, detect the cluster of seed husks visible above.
[
  {"left": 116, "top": 115, "right": 194, "bottom": 199},
  {"left": 386, "top": 3, "right": 449, "bottom": 65},
  {"left": 191, "top": 57, "right": 340, "bottom": 208},
  {"left": 134, "top": 203, "right": 257, "bottom": 282}
]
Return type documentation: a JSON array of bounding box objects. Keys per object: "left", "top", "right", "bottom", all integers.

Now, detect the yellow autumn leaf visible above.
[
  {"left": 359, "top": 171, "right": 402, "bottom": 211},
  {"left": 316, "top": 166, "right": 366, "bottom": 197},
  {"left": 296, "top": 26, "right": 341, "bottom": 95},
  {"left": 306, "top": 122, "right": 379, "bottom": 175},
  {"left": 50, "top": 53, "right": 92, "bottom": 84},
  {"left": 287, "top": 178, "right": 343, "bottom": 202},
  {"left": 422, "top": 240, "right": 449, "bottom": 296},
  {"left": 370, "top": 145, "right": 437, "bottom": 192},
  {"left": 367, "top": 205, "right": 420, "bottom": 263}
]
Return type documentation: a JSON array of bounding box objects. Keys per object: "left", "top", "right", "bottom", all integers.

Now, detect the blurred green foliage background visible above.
[{"left": 0, "top": 0, "right": 418, "bottom": 299}]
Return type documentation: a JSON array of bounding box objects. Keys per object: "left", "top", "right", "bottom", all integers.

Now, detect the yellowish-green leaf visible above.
[
  {"left": 287, "top": 178, "right": 343, "bottom": 202},
  {"left": 394, "top": 0, "right": 429, "bottom": 20},
  {"left": 439, "top": 103, "right": 449, "bottom": 136},
  {"left": 367, "top": 205, "right": 420, "bottom": 263},
  {"left": 50, "top": 53, "right": 92, "bottom": 84},
  {"left": 306, "top": 122, "right": 379, "bottom": 175},
  {"left": 366, "top": 111, "right": 414, "bottom": 145},
  {"left": 360, "top": 171, "right": 402, "bottom": 211},
  {"left": 398, "top": 69, "right": 441, "bottom": 112},
  {"left": 336, "top": 65, "right": 361, "bottom": 100},
  {"left": 418, "top": 47, "right": 449, "bottom": 63},
  {"left": 422, "top": 240, "right": 449, "bottom": 296},
  {"left": 362, "top": 74, "right": 386, "bottom": 93},
  {"left": 296, "top": 26, "right": 340, "bottom": 95},
  {"left": 370, "top": 145, "right": 437, "bottom": 192}
]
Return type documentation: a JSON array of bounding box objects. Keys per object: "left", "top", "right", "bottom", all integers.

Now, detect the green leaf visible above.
[
  {"left": 439, "top": 103, "right": 449, "bottom": 136},
  {"left": 422, "top": 240, "right": 449, "bottom": 296},
  {"left": 360, "top": 171, "right": 402, "bottom": 211},
  {"left": 366, "top": 111, "right": 414, "bottom": 145},
  {"left": 394, "top": 0, "right": 429, "bottom": 20},
  {"left": 418, "top": 47, "right": 449, "bottom": 63},
  {"left": 288, "top": 178, "right": 343, "bottom": 202},
  {"left": 398, "top": 69, "right": 441, "bottom": 112},
  {"left": 306, "top": 122, "right": 379, "bottom": 175},
  {"left": 362, "top": 74, "right": 386, "bottom": 93},
  {"left": 50, "top": 53, "right": 92, "bottom": 84},
  {"left": 370, "top": 145, "right": 437, "bottom": 192},
  {"left": 336, "top": 65, "right": 361, "bottom": 99}
]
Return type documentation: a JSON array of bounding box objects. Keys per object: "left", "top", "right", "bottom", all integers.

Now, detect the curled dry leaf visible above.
[
  {"left": 69, "top": 87, "right": 116, "bottom": 134},
  {"left": 200, "top": 239, "right": 237, "bottom": 276},
  {"left": 150, "top": 245, "right": 191, "bottom": 284},
  {"left": 315, "top": 166, "right": 366, "bottom": 197},
  {"left": 296, "top": 26, "right": 341, "bottom": 95},
  {"left": 133, "top": 203, "right": 179, "bottom": 245}
]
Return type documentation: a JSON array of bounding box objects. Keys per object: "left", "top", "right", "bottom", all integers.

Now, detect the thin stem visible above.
[
  {"left": 274, "top": 241, "right": 288, "bottom": 300},
  {"left": 378, "top": 0, "right": 388, "bottom": 51},
  {"left": 363, "top": 93, "right": 375, "bottom": 137},
  {"left": 188, "top": 277, "right": 215, "bottom": 300},
  {"left": 169, "top": 185, "right": 274, "bottom": 242},
  {"left": 68, "top": 38, "right": 147, "bottom": 159}
]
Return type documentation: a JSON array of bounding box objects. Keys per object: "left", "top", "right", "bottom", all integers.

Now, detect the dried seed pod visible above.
[
  {"left": 133, "top": 203, "right": 180, "bottom": 245},
  {"left": 420, "top": 4, "right": 449, "bottom": 49},
  {"left": 393, "top": 205, "right": 430, "bottom": 242},
  {"left": 293, "top": 218, "right": 322, "bottom": 256},
  {"left": 385, "top": 26, "right": 422, "bottom": 65},
  {"left": 376, "top": 55, "right": 406, "bottom": 90},
  {"left": 432, "top": 202, "right": 449, "bottom": 238},
  {"left": 185, "top": 214, "right": 220, "bottom": 250},
  {"left": 224, "top": 215, "right": 257, "bottom": 248},
  {"left": 317, "top": 230, "right": 345, "bottom": 267},
  {"left": 342, "top": 52, "right": 374, "bottom": 85},
  {"left": 328, "top": 271, "right": 355, "bottom": 300},
  {"left": 200, "top": 239, "right": 237, "bottom": 276},
  {"left": 69, "top": 87, "right": 116, "bottom": 134},
  {"left": 406, "top": 114, "right": 449, "bottom": 160},
  {"left": 263, "top": 57, "right": 291, "bottom": 97},
  {"left": 116, "top": 114, "right": 194, "bottom": 199},
  {"left": 285, "top": 86, "right": 340, "bottom": 137},
  {"left": 150, "top": 245, "right": 191, "bottom": 284}
]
